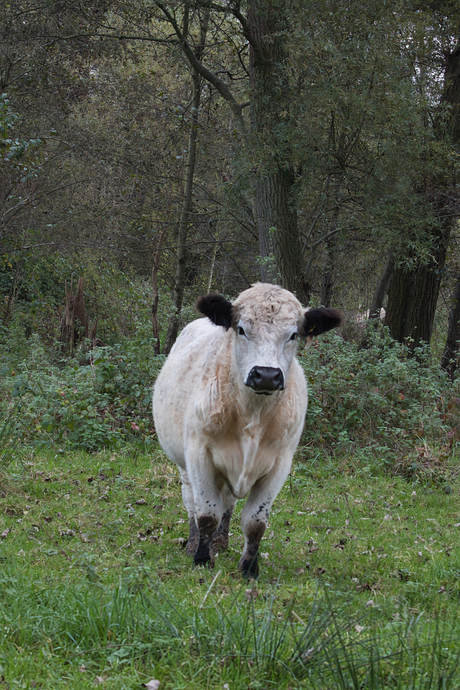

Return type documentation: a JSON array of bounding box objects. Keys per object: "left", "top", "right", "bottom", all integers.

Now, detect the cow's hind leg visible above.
[
  {"left": 212, "top": 504, "right": 235, "bottom": 553},
  {"left": 239, "top": 454, "right": 292, "bottom": 579}
]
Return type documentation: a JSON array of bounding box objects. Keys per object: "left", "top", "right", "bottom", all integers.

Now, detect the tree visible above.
[
  {"left": 162, "top": 9, "right": 209, "bottom": 354},
  {"left": 384, "top": 9, "right": 460, "bottom": 353}
]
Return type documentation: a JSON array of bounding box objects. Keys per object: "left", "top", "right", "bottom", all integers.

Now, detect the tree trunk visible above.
[
  {"left": 385, "top": 225, "right": 450, "bottom": 353},
  {"left": 162, "top": 12, "right": 208, "bottom": 355},
  {"left": 441, "top": 271, "right": 460, "bottom": 380},
  {"left": 385, "top": 41, "right": 460, "bottom": 355},
  {"left": 442, "top": 45, "right": 460, "bottom": 143},
  {"left": 320, "top": 239, "right": 335, "bottom": 308},
  {"left": 320, "top": 180, "right": 342, "bottom": 307},
  {"left": 249, "top": 0, "right": 308, "bottom": 302},
  {"left": 151, "top": 226, "right": 167, "bottom": 355},
  {"left": 60, "top": 276, "right": 89, "bottom": 351},
  {"left": 368, "top": 251, "right": 394, "bottom": 320},
  {"left": 255, "top": 169, "right": 306, "bottom": 299},
  {"left": 207, "top": 224, "right": 219, "bottom": 292},
  {"left": 438, "top": 44, "right": 460, "bottom": 374},
  {"left": 360, "top": 250, "right": 394, "bottom": 349}
]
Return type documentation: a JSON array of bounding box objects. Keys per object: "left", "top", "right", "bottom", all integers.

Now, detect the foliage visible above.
[
  {"left": 0, "top": 337, "right": 163, "bottom": 451},
  {"left": 302, "top": 326, "right": 459, "bottom": 478}
]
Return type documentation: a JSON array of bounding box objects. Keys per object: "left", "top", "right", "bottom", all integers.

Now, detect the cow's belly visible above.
[
  {"left": 210, "top": 437, "right": 279, "bottom": 499},
  {"left": 153, "top": 381, "right": 187, "bottom": 469}
]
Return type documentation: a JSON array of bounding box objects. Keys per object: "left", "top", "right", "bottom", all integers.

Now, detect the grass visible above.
[{"left": 1, "top": 444, "right": 460, "bottom": 688}]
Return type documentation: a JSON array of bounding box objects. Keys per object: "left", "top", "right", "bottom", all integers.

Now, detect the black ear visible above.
[
  {"left": 196, "top": 293, "right": 233, "bottom": 330},
  {"left": 300, "top": 308, "right": 342, "bottom": 338}
]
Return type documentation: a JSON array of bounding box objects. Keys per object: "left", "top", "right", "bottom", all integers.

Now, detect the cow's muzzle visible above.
[{"left": 245, "top": 366, "right": 284, "bottom": 394}]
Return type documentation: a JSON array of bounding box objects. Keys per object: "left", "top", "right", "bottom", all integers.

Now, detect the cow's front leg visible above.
[
  {"left": 239, "top": 453, "right": 293, "bottom": 579},
  {"left": 179, "top": 469, "right": 200, "bottom": 556},
  {"left": 186, "top": 440, "right": 224, "bottom": 568}
]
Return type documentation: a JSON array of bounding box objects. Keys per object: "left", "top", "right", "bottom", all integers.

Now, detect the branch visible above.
[
  {"left": 303, "top": 229, "right": 340, "bottom": 278},
  {"left": 195, "top": 0, "right": 265, "bottom": 64},
  {"left": 155, "top": 0, "right": 247, "bottom": 134}
]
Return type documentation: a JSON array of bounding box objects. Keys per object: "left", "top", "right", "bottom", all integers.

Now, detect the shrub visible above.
[
  {"left": 301, "top": 326, "right": 459, "bottom": 474},
  {"left": 0, "top": 334, "right": 164, "bottom": 451}
]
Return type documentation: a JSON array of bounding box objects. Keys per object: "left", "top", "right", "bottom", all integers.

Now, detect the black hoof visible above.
[
  {"left": 240, "top": 555, "right": 259, "bottom": 580},
  {"left": 194, "top": 537, "right": 214, "bottom": 568}
]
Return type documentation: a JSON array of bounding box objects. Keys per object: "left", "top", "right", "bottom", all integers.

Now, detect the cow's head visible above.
[{"left": 197, "top": 283, "right": 341, "bottom": 395}]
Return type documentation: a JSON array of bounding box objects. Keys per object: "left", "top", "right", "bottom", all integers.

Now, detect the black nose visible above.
[{"left": 245, "top": 366, "right": 284, "bottom": 393}]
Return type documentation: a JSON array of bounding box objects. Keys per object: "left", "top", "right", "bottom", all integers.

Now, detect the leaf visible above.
[{"left": 144, "top": 682, "right": 160, "bottom": 689}]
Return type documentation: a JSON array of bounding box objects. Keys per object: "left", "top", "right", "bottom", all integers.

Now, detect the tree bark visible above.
[
  {"left": 441, "top": 271, "right": 460, "bottom": 379},
  {"left": 320, "top": 239, "right": 335, "bottom": 308},
  {"left": 255, "top": 169, "right": 306, "bottom": 298},
  {"left": 207, "top": 224, "right": 219, "bottom": 292},
  {"left": 249, "top": 0, "right": 308, "bottom": 301},
  {"left": 60, "top": 276, "right": 89, "bottom": 352},
  {"left": 320, "top": 179, "right": 342, "bottom": 307},
  {"left": 162, "top": 12, "right": 208, "bottom": 355},
  {"left": 385, "top": 225, "right": 450, "bottom": 353},
  {"left": 151, "top": 226, "right": 167, "bottom": 355},
  {"left": 368, "top": 251, "right": 394, "bottom": 320}
]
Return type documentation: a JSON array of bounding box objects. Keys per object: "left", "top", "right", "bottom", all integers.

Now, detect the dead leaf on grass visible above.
[
  {"left": 135, "top": 498, "right": 147, "bottom": 505},
  {"left": 1, "top": 528, "right": 10, "bottom": 539},
  {"left": 144, "top": 681, "right": 160, "bottom": 689},
  {"left": 94, "top": 676, "right": 107, "bottom": 685},
  {"left": 245, "top": 588, "right": 258, "bottom": 601}
]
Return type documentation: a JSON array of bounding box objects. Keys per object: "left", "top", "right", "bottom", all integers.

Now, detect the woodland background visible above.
[
  {"left": 1, "top": 0, "right": 460, "bottom": 460},
  {"left": 3, "top": 5, "right": 460, "bottom": 687}
]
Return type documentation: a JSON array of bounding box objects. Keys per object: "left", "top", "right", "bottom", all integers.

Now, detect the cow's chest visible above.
[{"left": 207, "top": 418, "right": 286, "bottom": 499}]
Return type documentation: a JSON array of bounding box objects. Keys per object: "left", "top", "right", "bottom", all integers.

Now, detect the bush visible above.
[
  {"left": 301, "top": 326, "right": 459, "bottom": 475},
  {"left": 0, "top": 334, "right": 164, "bottom": 451}
]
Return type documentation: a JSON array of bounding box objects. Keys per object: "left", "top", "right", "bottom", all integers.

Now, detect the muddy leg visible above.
[
  {"left": 186, "top": 441, "right": 224, "bottom": 568},
  {"left": 212, "top": 505, "right": 235, "bottom": 553},
  {"left": 238, "top": 452, "right": 294, "bottom": 579},
  {"left": 180, "top": 469, "right": 200, "bottom": 556},
  {"left": 186, "top": 517, "right": 200, "bottom": 556}
]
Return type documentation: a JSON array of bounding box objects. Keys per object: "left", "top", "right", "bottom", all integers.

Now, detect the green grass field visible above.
[{"left": 1, "top": 446, "right": 460, "bottom": 689}]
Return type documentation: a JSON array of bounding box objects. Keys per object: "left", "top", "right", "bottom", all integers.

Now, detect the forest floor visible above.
[{"left": 1, "top": 446, "right": 460, "bottom": 689}]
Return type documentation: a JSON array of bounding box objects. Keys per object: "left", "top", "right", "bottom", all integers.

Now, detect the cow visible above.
[{"left": 152, "top": 283, "right": 341, "bottom": 578}]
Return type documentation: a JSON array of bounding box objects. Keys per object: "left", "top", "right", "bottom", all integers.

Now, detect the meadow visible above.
[{"left": 1, "top": 445, "right": 460, "bottom": 689}]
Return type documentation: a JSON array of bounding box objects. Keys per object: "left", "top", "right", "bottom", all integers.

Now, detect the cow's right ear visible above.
[{"left": 196, "top": 293, "right": 233, "bottom": 330}]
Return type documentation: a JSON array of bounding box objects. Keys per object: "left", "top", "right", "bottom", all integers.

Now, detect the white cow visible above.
[{"left": 153, "top": 283, "right": 341, "bottom": 578}]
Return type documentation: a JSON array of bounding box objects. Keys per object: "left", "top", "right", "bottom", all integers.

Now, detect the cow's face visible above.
[{"left": 197, "top": 284, "right": 341, "bottom": 395}]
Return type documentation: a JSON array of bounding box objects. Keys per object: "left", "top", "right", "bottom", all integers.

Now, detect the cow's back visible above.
[{"left": 153, "top": 318, "right": 228, "bottom": 468}]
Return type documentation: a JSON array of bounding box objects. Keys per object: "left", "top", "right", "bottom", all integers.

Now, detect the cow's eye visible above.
[
  {"left": 289, "top": 332, "right": 298, "bottom": 341},
  {"left": 238, "top": 326, "right": 246, "bottom": 337}
]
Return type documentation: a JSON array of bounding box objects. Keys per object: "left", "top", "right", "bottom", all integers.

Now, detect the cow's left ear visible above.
[
  {"left": 299, "top": 307, "right": 342, "bottom": 338},
  {"left": 196, "top": 293, "right": 233, "bottom": 330}
]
